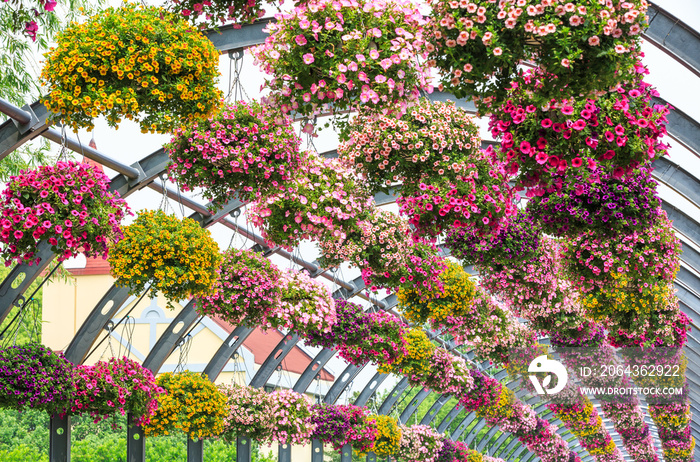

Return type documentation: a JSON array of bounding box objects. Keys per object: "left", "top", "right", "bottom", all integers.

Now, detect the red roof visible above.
[{"left": 209, "top": 316, "right": 335, "bottom": 381}]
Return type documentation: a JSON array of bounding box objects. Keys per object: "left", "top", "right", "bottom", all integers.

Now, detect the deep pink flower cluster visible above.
[
  {"left": 219, "top": 383, "right": 275, "bottom": 442},
  {"left": 165, "top": 0, "right": 271, "bottom": 28},
  {"left": 311, "top": 404, "right": 378, "bottom": 453},
  {"left": 71, "top": 357, "right": 164, "bottom": 426},
  {"left": 166, "top": 100, "right": 302, "bottom": 211},
  {"left": 0, "top": 160, "right": 129, "bottom": 266},
  {"left": 421, "top": 347, "right": 473, "bottom": 394},
  {"left": 251, "top": 0, "right": 432, "bottom": 131},
  {"left": 4, "top": 0, "right": 57, "bottom": 41},
  {"left": 249, "top": 152, "right": 373, "bottom": 250},
  {"left": 197, "top": 248, "right": 281, "bottom": 328},
  {"left": 397, "top": 145, "right": 517, "bottom": 239},
  {"left": 488, "top": 68, "right": 670, "bottom": 191},
  {"left": 338, "top": 99, "right": 483, "bottom": 192},
  {"left": 304, "top": 299, "right": 408, "bottom": 367}
]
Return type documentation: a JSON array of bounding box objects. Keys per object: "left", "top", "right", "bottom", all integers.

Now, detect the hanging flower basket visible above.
[
  {"left": 488, "top": 68, "right": 670, "bottom": 191},
  {"left": 197, "top": 248, "right": 281, "bottom": 328},
  {"left": 397, "top": 425, "right": 444, "bottom": 462},
  {"left": 166, "top": 100, "right": 302, "bottom": 210},
  {"left": 562, "top": 209, "right": 681, "bottom": 294},
  {"left": 41, "top": 3, "right": 222, "bottom": 133},
  {"left": 526, "top": 164, "right": 662, "bottom": 239},
  {"left": 274, "top": 269, "right": 336, "bottom": 336},
  {"left": 422, "top": 348, "right": 472, "bottom": 395},
  {"left": 143, "top": 371, "right": 226, "bottom": 439},
  {"left": 304, "top": 299, "right": 408, "bottom": 367},
  {"left": 0, "top": 343, "right": 75, "bottom": 415},
  {"left": 446, "top": 209, "right": 541, "bottom": 268},
  {"left": 378, "top": 328, "right": 434, "bottom": 383},
  {"left": 338, "top": 99, "right": 483, "bottom": 193},
  {"left": 109, "top": 210, "right": 222, "bottom": 308},
  {"left": 427, "top": 0, "right": 648, "bottom": 107},
  {"left": 268, "top": 388, "right": 315, "bottom": 445},
  {"left": 317, "top": 208, "right": 447, "bottom": 295},
  {"left": 249, "top": 152, "right": 373, "bottom": 250},
  {"left": 397, "top": 145, "right": 516, "bottom": 240},
  {"left": 437, "top": 439, "right": 485, "bottom": 462},
  {"left": 72, "top": 357, "right": 163, "bottom": 425},
  {"left": 371, "top": 415, "right": 402, "bottom": 458},
  {"left": 0, "top": 161, "right": 129, "bottom": 266},
  {"left": 219, "top": 383, "right": 275, "bottom": 443},
  {"left": 250, "top": 0, "right": 432, "bottom": 132},
  {"left": 164, "top": 0, "right": 273, "bottom": 28},
  {"left": 311, "top": 404, "right": 378, "bottom": 454}
]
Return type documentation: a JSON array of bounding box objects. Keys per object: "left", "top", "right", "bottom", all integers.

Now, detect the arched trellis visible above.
[{"left": 0, "top": 2, "right": 699, "bottom": 461}]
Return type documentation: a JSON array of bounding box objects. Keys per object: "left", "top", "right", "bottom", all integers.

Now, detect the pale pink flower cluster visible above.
[
  {"left": 251, "top": 0, "right": 433, "bottom": 129},
  {"left": 276, "top": 269, "right": 337, "bottom": 335},
  {"left": 249, "top": 152, "right": 373, "bottom": 250},
  {"left": 397, "top": 424, "right": 444, "bottom": 462}
]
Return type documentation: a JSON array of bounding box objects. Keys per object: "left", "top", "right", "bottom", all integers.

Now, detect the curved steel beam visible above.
[
  {"left": 645, "top": 3, "right": 700, "bottom": 78},
  {"left": 353, "top": 372, "right": 390, "bottom": 407},
  {"left": 203, "top": 325, "right": 255, "bottom": 381},
  {"left": 323, "top": 364, "right": 363, "bottom": 404},
  {"left": 399, "top": 388, "right": 433, "bottom": 425},
  {"left": 141, "top": 300, "right": 200, "bottom": 373},
  {"left": 248, "top": 332, "right": 299, "bottom": 388},
  {"left": 419, "top": 394, "right": 453, "bottom": 426}
]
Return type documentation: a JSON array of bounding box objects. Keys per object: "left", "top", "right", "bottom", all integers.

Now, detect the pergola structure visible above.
[{"left": 0, "top": 3, "right": 699, "bottom": 462}]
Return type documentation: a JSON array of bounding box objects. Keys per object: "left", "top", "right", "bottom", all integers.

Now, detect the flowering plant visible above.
[
  {"left": 397, "top": 145, "right": 517, "bottom": 239},
  {"left": 446, "top": 209, "right": 540, "bottom": 268},
  {"left": 371, "top": 415, "right": 402, "bottom": 458},
  {"left": 488, "top": 69, "right": 670, "bottom": 190},
  {"left": 304, "top": 299, "right": 408, "bottom": 367},
  {"left": 458, "top": 369, "right": 502, "bottom": 413},
  {"left": 422, "top": 347, "right": 473, "bottom": 395},
  {"left": 0, "top": 343, "right": 75, "bottom": 415},
  {"left": 398, "top": 260, "right": 478, "bottom": 325},
  {"left": 164, "top": 0, "right": 272, "bottom": 28},
  {"left": 607, "top": 298, "right": 690, "bottom": 349},
  {"left": 251, "top": 0, "right": 432, "bottom": 132},
  {"left": 562, "top": 210, "right": 681, "bottom": 293},
  {"left": 275, "top": 269, "right": 336, "bottom": 336},
  {"left": 527, "top": 164, "right": 662, "bottom": 238},
  {"left": 378, "top": 328, "right": 434, "bottom": 383},
  {"left": 318, "top": 207, "right": 447, "bottom": 294},
  {"left": 428, "top": 0, "right": 648, "bottom": 106},
  {"left": 144, "top": 371, "right": 226, "bottom": 439},
  {"left": 397, "top": 425, "right": 444, "bottom": 462},
  {"left": 109, "top": 210, "right": 222, "bottom": 308},
  {"left": 219, "top": 383, "right": 275, "bottom": 442},
  {"left": 72, "top": 357, "right": 162, "bottom": 425},
  {"left": 338, "top": 99, "right": 482, "bottom": 192},
  {"left": 166, "top": 100, "right": 302, "bottom": 210},
  {"left": 0, "top": 161, "right": 129, "bottom": 266},
  {"left": 437, "top": 439, "right": 483, "bottom": 462},
  {"left": 2, "top": 0, "right": 58, "bottom": 41},
  {"left": 249, "top": 153, "right": 372, "bottom": 250},
  {"left": 268, "top": 388, "right": 315, "bottom": 445},
  {"left": 41, "top": 3, "right": 222, "bottom": 133},
  {"left": 311, "top": 404, "right": 378, "bottom": 453},
  {"left": 197, "top": 248, "right": 281, "bottom": 328}
]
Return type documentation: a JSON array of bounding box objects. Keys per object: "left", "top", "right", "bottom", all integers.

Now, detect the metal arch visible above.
[
  {"left": 398, "top": 388, "right": 433, "bottom": 425},
  {"left": 248, "top": 332, "right": 300, "bottom": 388},
  {"left": 436, "top": 402, "right": 464, "bottom": 433},
  {"left": 645, "top": 3, "right": 700, "bottom": 78},
  {"left": 1, "top": 9, "right": 700, "bottom": 460},
  {"left": 419, "top": 394, "right": 453, "bottom": 426},
  {"left": 141, "top": 300, "right": 200, "bottom": 373},
  {"left": 354, "top": 372, "right": 390, "bottom": 406},
  {"left": 379, "top": 377, "right": 412, "bottom": 415},
  {"left": 203, "top": 326, "right": 255, "bottom": 381},
  {"left": 323, "top": 364, "right": 364, "bottom": 404}
]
